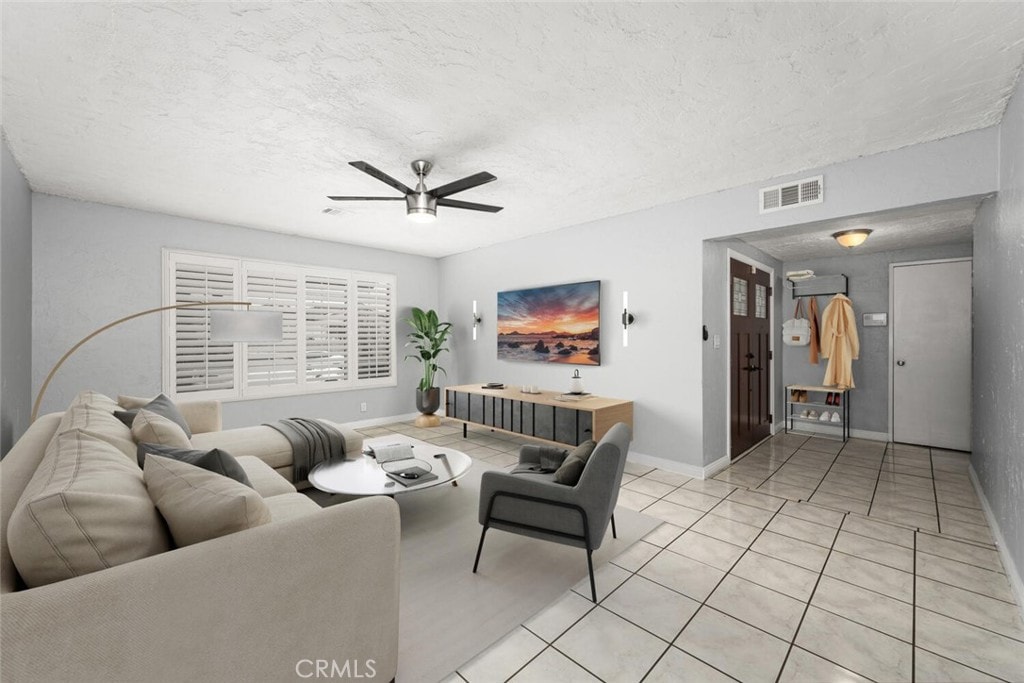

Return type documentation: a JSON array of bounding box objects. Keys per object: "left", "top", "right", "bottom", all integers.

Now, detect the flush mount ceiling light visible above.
[
  {"left": 328, "top": 160, "right": 503, "bottom": 223},
  {"left": 833, "top": 229, "right": 873, "bottom": 248}
]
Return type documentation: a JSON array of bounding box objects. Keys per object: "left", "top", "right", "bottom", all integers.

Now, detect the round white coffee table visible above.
[{"left": 308, "top": 434, "right": 473, "bottom": 496}]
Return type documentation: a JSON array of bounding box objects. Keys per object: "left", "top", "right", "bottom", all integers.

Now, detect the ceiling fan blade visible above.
[
  {"left": 327, "top": 196, "right": 405, "bottom": 201},
  {"left": 430, "top": 171, "right": 497, "bottom": 198},
  {"left": 436, "top": 197, "right": 504, "bottom": 213},
  {"left": 348, "top": 161, "right": 413, "bottom": 195}
]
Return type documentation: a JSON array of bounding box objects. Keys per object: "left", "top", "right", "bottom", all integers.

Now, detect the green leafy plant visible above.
[{"left": 404, "top": 307, "right": 453, "bottom": 392}]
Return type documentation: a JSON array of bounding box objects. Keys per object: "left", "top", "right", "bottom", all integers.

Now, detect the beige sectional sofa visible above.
[{"left": 0, "top": 392, "right": 398, "bottom": 683}]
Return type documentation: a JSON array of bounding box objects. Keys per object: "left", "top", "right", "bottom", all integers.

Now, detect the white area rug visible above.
[{"left": 312, "top": 460, "right": 658, "bottom": 683}]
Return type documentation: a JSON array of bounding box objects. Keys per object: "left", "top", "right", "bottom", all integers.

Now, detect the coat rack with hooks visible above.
[{"left": 786, "top": 274, "right": 848, "bottom": 299}]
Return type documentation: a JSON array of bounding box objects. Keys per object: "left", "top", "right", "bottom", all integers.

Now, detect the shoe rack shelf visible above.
[{"left": 785, "top": 384, "right": 850, "bottom": 442}]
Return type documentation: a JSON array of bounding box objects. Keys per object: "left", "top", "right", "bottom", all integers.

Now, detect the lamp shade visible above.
[{"left": 210, "top": 310, "right": 283, "bottom": 342}]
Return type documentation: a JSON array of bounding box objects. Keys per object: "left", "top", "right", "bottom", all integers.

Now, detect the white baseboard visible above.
[
  {"left": 342, "top": 412, "right": 421, "bottom": 429},
  {"left": 968, "top": 464, "right": 1024, "bottom": 623},
  {"left": 628, "top": 450, "right": 729, "bottom": 481}
]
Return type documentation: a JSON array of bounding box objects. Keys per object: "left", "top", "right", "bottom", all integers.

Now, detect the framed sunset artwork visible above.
[{"left": 496, "top": 280, "right": 600, "bottom": 365}]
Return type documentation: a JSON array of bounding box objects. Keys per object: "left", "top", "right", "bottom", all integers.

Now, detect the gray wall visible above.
[
  {"left": 702, "top": 239, "right": 784, "bottom": 462},
  {"left": 1, "top": 134, "right": 33, "bottom": 455},
  {"left": 972, "top": 76, "right": 1024, "bottom": 590},
  {"left": 31, "top": 195, "right": 439, "bottom": 428},
  {"left": 439, "top": 128, "right": 999, "bottom": 470},
  {"left": 781, "top": 242, "right": 973, "bottom": 436}
]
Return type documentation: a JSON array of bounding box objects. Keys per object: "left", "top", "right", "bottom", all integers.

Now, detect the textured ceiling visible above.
[
  {"left": 2, "top": 3, "right": 1023, "bottom": 258},
  {"left": 732, "top": 197, "right": 984, "bottom": 262}
]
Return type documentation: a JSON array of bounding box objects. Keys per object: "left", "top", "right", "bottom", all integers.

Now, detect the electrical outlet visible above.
[
  {"left": 360, "top": 402, "right": 367, "bottom": 413},
  {"left": 713, "top": 334, "right": 721, "bottom": 349}
]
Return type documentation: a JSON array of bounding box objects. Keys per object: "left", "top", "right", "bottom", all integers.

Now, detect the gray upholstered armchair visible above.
[{"left": 473, "top": 422, "right": 632, "bottom": 602}]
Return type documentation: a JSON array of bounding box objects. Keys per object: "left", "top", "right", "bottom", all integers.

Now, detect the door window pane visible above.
[
  {"left": 732, "top": 277, "right": 748, "bottom": 316},
  {"left": 755, "top": 284, "right": 767, "bottom": 319}
]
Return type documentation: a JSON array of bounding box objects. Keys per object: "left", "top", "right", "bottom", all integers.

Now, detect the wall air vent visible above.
[
  {"left": 321, "top": 207, "right": 346, "bottom": 216},
  {"left": 759, "top": 175, "right": 823, "bottom": 214}
]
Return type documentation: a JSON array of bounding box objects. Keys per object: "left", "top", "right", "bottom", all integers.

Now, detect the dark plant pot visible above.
[{"left": 416, "top": 387, "right": 440, "bottom": 415}]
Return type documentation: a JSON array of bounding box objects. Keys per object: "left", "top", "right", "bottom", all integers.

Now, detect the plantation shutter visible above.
[
  {"left": 170, "top": 256, "right": 237, "bottom": 394},
  {"left": 243, "top": 268, "right": 299, "bottom": 388},
  {"left": 356, "top": 277, "right": 394, "bottom": 380},
  {"left": 165, "top": 250, "right": 396, "bottom": 398},
  {"left": 305, "top": 275, "right": 349, "bottom": 384}
]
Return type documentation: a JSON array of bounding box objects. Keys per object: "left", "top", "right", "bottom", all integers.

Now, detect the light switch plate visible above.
[{"left": 863, "top": 313, "right": 887, "bottom": 327}]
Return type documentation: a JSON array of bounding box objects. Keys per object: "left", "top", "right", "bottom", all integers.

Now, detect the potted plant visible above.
[{"left": 405, "top": 307, "right": 453, "bottom": 422}]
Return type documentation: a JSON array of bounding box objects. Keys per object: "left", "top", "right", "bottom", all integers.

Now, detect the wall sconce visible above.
[
  {"left": 622, "top": 291, "right": 636, "bottom": 347},
  {"left": 472, "top": 300, "right": 482, "bottom": 341}
]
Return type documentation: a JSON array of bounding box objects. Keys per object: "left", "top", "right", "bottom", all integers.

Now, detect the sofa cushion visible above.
[
  {"left": 553, "top": 440, "right": 598, "bottom": 486},
  {"left": 264, "top": 492, "right": 322, "bottom": 522},
  {"left": 68, "top": 390, "right": 122, "bottom": 413},
  {"left": 136, "top": 443, "right": 252, "bottom": 487},
  {"left": 192, "top": 426, "right": 293, "bottom": 469},
  {"left": 237, "top": 455, "right": 296, "bottom": 497},
  {"left": 7, "top": 429, "right": 172, "bottom": 588},
  {"left": 57, "top": 404, "right": 137, "bottom": 460},
  {"left": 115, "top": 393, "right": 192, "bottom": 438},
  {"left": 144, "top": 454, "right": 271, "bottom": 547},
  {"left": 131, "top": 409, "right": 191, "bottom": 450}
]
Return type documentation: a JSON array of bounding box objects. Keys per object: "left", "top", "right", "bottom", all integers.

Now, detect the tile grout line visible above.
[
  {"left": 773, "top": 509, "right": 848, "bottom": 683},
  {"left": 641, "top": 501, "right": 795, "bottom": 683},
  {"left": 865, "top": 442, "right": 887, "bottom": 516},
  {"left": 912, "top": 528, "right": 918, "bottom": 683},
  {"left": 928, "top": 447, "right": 943, "bottom": 536}
]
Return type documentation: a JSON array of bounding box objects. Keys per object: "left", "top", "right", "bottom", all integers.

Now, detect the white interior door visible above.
[{"left": 891, "top": 259, "right": 972, "bottom": 450}]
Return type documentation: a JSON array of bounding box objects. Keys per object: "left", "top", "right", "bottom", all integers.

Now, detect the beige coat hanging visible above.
[{"left": 820, "top": 293, "right": 859, "bottom": 389}]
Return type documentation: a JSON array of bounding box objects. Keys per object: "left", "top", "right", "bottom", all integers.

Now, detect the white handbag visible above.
[{"left": 783, "top": 300, "right": 811, "bottom": 346}]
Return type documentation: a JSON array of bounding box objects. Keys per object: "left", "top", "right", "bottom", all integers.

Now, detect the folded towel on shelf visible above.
[{"left": 786, "top": 270, "right": 816, "bottom": 281}]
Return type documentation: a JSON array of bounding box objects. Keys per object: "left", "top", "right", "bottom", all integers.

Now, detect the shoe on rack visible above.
[
  {"left": 831, "top": 412, "right": 842, "bottom": 423},
  {"left": 833, "top": 393, "right": 841, "bottom": 407},
  {"left": 819, "top": 411, "right": 831, "bottom": 422},
  {"left": 807, "top": 410, "right": 819, "bottom": 419},
  {"left": 800, "top": 410, "right": 810, "bottom": 418}
]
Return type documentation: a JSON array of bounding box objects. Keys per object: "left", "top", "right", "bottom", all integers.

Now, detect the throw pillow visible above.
[
  {"left": 131, "top": 409, "right": 192, "bottom": 449},
  {"left": 135, "top": 442, "right": 252, "bottom": 488},
  {"left": 144, "top": 454, "right": 271, "bottom": 547},
  {"left": 553, "top": 440, "right": 598, "bottom": 486},
  {"left": 115, "top": 393, "right": 192, "bottom": 437},
  {"left": 7, "top": 429, "right": 172, "bottom": 588}
]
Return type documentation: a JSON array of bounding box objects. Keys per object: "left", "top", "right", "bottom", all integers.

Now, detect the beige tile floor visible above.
[{"left": 360, "top": 421, "right": 1024, "bottom": 683}]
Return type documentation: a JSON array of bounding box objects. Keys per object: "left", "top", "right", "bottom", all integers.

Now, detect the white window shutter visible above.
[
  {"left": 305, "top": 275, "right": 350, "bottom": 384},
  {"left": 168, "top": 256, "right": 238, "bottom": 395},
  {"left": 356, "top": 278, "right": 394, "bottom": 380},
  {"left": 165, "top": 250, "right": 396, "bottom": 399},
  {"left": 243, "top": 268, "right": 300, "bottom": 389}
]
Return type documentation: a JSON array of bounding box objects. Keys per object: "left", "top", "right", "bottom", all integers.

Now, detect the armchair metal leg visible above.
[
  {"left": 586, "top": 549, "right": 597, "bottom": 603},
  {"left": 472, "top": 526, "right": 489, "bottom": 573},
  {"left": 611, "top": 514, "right": 617, "bottom": 539}
]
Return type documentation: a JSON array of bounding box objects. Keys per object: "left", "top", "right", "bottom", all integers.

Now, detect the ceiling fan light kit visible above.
[
  {"left": 833, "top": 229, "right": 873, "bottom": 248},
  {"left": 329, "top": 159, "right": 502, "bottom": 222}
]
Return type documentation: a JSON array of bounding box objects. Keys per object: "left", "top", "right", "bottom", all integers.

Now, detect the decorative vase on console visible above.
[{"left": 405, "top": 307, "right": 453, "bottom": 428}]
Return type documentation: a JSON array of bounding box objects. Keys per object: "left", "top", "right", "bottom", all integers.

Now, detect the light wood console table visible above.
[{"left": 445, "top": 384, "right": 633, "bottom": 447}]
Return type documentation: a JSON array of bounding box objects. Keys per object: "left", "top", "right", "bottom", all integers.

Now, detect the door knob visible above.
[{"left": 896, "top": 360, "right": 906, "bottom": 367}]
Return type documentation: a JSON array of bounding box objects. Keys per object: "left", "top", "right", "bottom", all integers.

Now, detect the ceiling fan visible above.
[{"left": 328, "top": 160, "right": 503, "bottom": 223}]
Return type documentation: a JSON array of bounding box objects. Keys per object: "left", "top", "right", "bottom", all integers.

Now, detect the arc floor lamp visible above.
[{"left": 31, "top": 301, "right": 282, "bottom": 422}]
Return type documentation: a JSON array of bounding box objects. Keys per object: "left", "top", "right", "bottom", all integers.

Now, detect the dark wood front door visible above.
[{"left": 730, "top": 258, "right": 772, "bottom": 458}]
